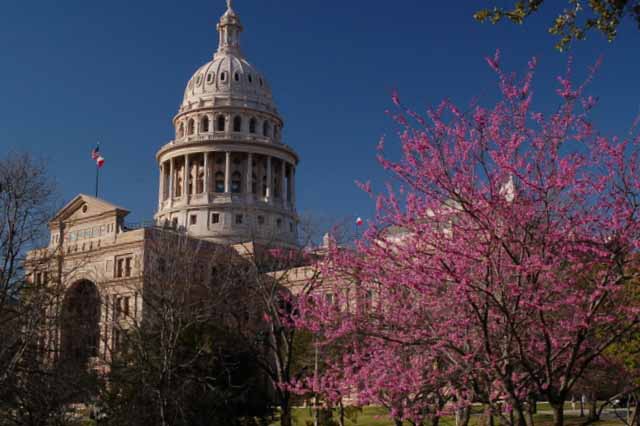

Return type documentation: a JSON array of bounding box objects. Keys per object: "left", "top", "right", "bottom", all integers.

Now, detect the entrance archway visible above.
[{"left": 61, "top": 280, "right": 101, "bottom": 367}]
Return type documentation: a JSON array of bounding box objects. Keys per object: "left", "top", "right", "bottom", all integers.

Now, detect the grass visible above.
[{"left": 276, "top": 405, "right": 626, "bottom": 426}]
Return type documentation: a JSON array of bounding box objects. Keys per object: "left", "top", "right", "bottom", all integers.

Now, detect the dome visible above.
[
  {"left": 155, "top": 1, "right": 299, "bottom": 248},
  {"left": 182, "top": 55, "right": 275, "bottom": 112},
  {"left": 179, "top": 1, "right": 277, "bottom": 115}
]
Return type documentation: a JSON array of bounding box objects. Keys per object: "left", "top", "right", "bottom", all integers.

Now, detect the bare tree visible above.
[{"left": 99, "top": 229, "right": 273, "bottom": 426}]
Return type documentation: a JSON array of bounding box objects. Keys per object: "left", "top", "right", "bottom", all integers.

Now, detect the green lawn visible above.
[{"left": 274, "top": 406, "right": 626, "bottom": 426}]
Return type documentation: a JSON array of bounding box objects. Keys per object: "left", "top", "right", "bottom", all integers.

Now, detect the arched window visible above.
[
  {"left": 196, "top": 165, "right": 204, "bottom": 194},
  {"left": 178, "top": 122, "right": 185, "bottom": 138},
  {"left": 201, "top": 116, "right": 210, "bottom": 133},
  {"left": 249, "top": 118, "right": 257, "bottom": 134},
  {"left": 231, "top": 171, "right": 242, "bottom": 193},
  {"left": 274, "top": 126, "right": 279, "bottom": 140},
  {"left": 217, "top": 115, "right": 226, "bottom": 132},
  {"left": 248, "top": 74, "right": 253, "bottom": 83},
  {"left": 263, "top": 121, "right": 270, "bottom": 137},
  {"left": 233, "top": 116, "right": 242, "bottom": 132},
  {"left": 234, "top": 72, "right": 240, "bottom": 82},
  {"left": 221, "top": 72, "right": 227, "bottom": 82},
  {"left": 187, "top": 119, "right": 195, "bottom": 135},
  {"left": 207, "top": 72, "right": 214, "bottom": 83},
  {"left": 215, "top": 172, "right": 225, "bottom": 193}
]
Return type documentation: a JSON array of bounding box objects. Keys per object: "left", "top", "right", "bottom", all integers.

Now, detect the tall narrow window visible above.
[
  {"left": 263, "top": 121, "right": 270, "bottom": 137},
  {"left": 252, "top": 173, "right": 257, "bottom": 194},
  {"left": 217, "top": 115, "right": 225, "bottom": 132},
  {"left": 215, "top": 172, "right": 225, "bottom": 193},
  {"left": 233, "top": 116, "right": 242, "bottom": 132},
  {"left": 234, "top": 72, "right": 240, "bottom": 82},
  {"left": 201, "top": 116, "right": 210, "bottom": 133},
  {"left": 187, "top": 119, "right": 195, "bottom": 135},
  {"left": 249, "top": 118, "right": 257, "bottom": 134},
  {"left": 231, "top": 171, "right": 242, "bottom": 193},
  {"left": 178, "top": 122, "right": 185, "bottom": 138}
]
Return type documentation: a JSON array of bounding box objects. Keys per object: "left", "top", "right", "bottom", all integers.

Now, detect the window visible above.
[
  {"left": 123, "top": 296, "right": 130, "bottom": 316},
  {"left": 215, "top": 172, "right": 225, "bottom": 193},
  {"left": 200, "top": 116, "right": 210, "bottom": 133},
  {"left": 211, "top": 213, "right": 220, "bottom": 224},
  {"left": 248, "top": 74, "right": 253, "bottom": 83},
  {"left": 190, "top": 215, "right": 197, "bottom": 226},
  {"left": 252, "top": 173, "right": 257, "bottom": 194},
  {"left": 221, "top": 72, "right": 227, "bottom": 82},
  {"left": 249, "top": 118, "right": 257, "bottom": 134},
  {"left": 207, "top": 72, "right": 214, "bottom": 83},
  {"left": 258, "top": 215, "right": 265, "bottom": 225},
  {"left": 276, "top": 218, "right": 282, "bottom": 228},
  {"left": 172, "top": 218, "right": 178, "bottom": 229},
  {"left": 259, "top": 77, "right": 263, "bottom": 87},
  {"left": 188, "top": 119, "right": 195, "bottom": 135},
  {"left": 231, "top": 171, "right": 242, "bottom": 193},
  {"left": 289, "top": 222, "right": 294, "bottom": 232},
  {"left": 263, "top": 121, "right": 270, "bottom": 137},
  {"left": 216, "top": 115, "right": 225, "bottom": 132},
  {"left": 115, "top": 256, "right": 132, "bottom": 278},
  {"left": 196, "top": 74, "right": 202, "bottom": 86},
  {"left": 233, "top": 116, "right": 242, "bottom": 132},
  {"left": 235, "top": 214, "right": 243, "bottom": 225},
  {"left": 234, "top": 72, "right": 240, "bottom": 82},
  {"left": 125, "top": 257, "right": 132, "bottom": 277}
]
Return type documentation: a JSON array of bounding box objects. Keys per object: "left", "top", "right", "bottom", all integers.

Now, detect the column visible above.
[
  {"left": 203, "top": 152, "right": 209, "bottom": 197},
  {"left": 225, "top": 152, "right": 231, "bottom": 193},
  {"left": 281, "top": 160, "right": 287, "bottom": 203},
  {"left": 266, "top": 156, "right": 272, "bottom": 202},
  {"left": 169, "top": 158, "right": 175, "bottom": 207},
  {"left": 183, "top": 154, "right": 190, "bottom": 200},
  {"left": 246, "top": 153, "right": 253, "bottom": 196},
  {"left": 158, "top": 163, "right": 164, "bottom": 209}
]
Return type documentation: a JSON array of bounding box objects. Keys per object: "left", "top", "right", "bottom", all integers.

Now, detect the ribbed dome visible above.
[
  {"left": 182, "top": 55, "right": 274, "bottom": 109},
  {"left": 180, "top": 2, "right": 276, "bottom": 113}
]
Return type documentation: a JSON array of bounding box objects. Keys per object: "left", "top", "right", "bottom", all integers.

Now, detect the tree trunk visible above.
[
  {"left": 456, "top": 407, "right": 471, "bottom": 426},
  {"left": 338, "top": 400, "right": 345, "bottom": 426},
  {"left": 431, "top": 415, "right": 440, "bottom": 426},
  {"left": 550, "top": 401, "right": 564, "bottom": 426},
  {"left": 281, "top": 403, "right": 292, "bottom": 426},
  {"left": 588, "top": 393, "right": 599, "bottom": 422},
  {"left": 394, "top": 418, "right": 403, "bottom": 426}
]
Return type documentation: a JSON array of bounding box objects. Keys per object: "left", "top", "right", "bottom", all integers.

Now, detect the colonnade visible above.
[{"left": 158, "top": 151, "right": 296, "bottom": 209}]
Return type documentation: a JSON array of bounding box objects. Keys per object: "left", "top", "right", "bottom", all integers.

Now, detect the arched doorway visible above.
[{"left": 61, "top": 280, "right": 101, "bottom": 367}]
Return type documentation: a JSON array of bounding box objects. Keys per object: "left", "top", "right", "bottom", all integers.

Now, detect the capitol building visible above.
[{"left": 29, "top": 0, "right": 309, "bottom": 368}]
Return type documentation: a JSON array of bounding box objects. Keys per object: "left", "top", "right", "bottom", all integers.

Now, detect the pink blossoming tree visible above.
[{"left": 291, "top": 53, "right": 640, "bottom": 426}]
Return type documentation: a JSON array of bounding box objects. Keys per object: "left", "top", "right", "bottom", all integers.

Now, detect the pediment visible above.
[{"left": 50, "top": 194, "right": 129, "bottom": 225}]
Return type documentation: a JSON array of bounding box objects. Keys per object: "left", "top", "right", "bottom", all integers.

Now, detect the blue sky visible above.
[{"left": 0, "top": 0, "right": 638, "bottom": 229}]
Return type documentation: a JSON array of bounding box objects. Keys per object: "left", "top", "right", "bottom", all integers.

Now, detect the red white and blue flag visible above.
[{"left": 91, "top": 143, "right": 105, "bottom": 168}]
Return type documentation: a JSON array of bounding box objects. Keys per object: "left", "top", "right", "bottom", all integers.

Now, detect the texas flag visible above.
[{"left": 91, "top": 143, "right": 105, "bottom": 168}]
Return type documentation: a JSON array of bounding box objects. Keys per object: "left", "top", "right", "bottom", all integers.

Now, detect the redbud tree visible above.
[{"left": 292, "top": 53, "right": 640, "bottom": 426}]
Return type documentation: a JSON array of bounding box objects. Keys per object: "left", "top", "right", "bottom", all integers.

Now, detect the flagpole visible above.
[{"left": 95, "top": 165, "right": 99, "bottom": 198}]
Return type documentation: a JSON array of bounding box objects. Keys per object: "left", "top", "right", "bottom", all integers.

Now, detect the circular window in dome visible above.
[
  {"left": 234, "top": 73, "right": 240, "bottom": 82},
  {"left": 196, "top": 74, "right": 202, "bottom": 86},
  {"left": 221, "top": 72, "right": 227, "bottom": 83},
  {"left": 207, "top": 73, "right": 214, "bottom": 84},
  {"left": 247, "top": 74, "right": 253, "bottom": 83},
  {"left": 82, "top": 205, "right": 88, "bottom": 213}
]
